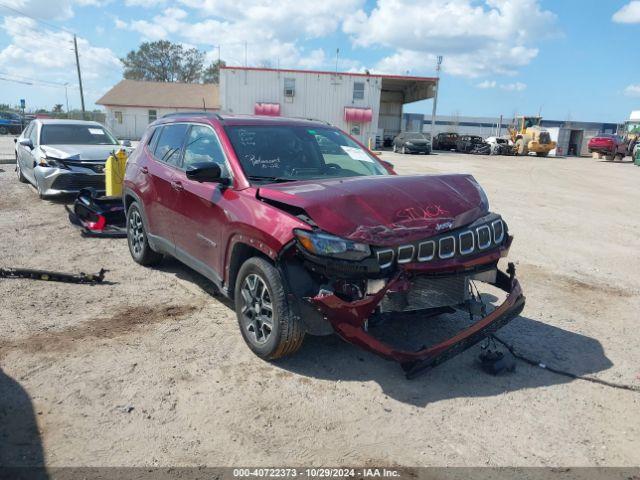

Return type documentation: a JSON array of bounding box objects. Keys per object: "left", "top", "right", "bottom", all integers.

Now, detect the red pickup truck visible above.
[{"left": 588, "top": 134, "right": 627, "bottom": 161}]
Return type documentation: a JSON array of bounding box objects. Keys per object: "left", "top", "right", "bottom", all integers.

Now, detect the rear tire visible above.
[
  {"left": 126, "top": 202, "right": 163, "bottom": 266},
  {"left": 0, "top": 126, "right": 8, "bottom": 135},
  {"left": 235, "top": 257, "right": 304, "bottom": 360},
  {"left": 605, "top": 154, "right": 614, "bottom": 161}
]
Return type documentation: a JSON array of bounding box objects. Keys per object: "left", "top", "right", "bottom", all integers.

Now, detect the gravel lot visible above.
[{"left": 1, "top": 134, "right": 639, "bottom": 467}]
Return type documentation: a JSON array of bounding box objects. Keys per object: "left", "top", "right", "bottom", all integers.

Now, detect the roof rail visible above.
[
  {"left": 289, "top": 116, "right": 332, "bottom": 126},
  {"left": 161, "top": 111, "right": 223, "bottom": 120}
]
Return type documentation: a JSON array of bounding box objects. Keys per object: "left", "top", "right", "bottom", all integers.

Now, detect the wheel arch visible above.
[{"left": 226, "top": 240, "right": 274, "bottom": 300}]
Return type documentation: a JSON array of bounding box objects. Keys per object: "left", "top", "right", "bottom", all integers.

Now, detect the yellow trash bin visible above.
[{"left": 105, "top": 148, "right": 128, "bottom": 197}]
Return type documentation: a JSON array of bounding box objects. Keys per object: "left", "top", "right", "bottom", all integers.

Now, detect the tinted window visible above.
[
  {"left": 153, "top": 124, "right": 189, "bottom": 166},
  {"left": 183, "top": 125, "right": 227, "bottom": 172},
  {"left": 40, "top": 124, "right": 118, "bottom": 145}
]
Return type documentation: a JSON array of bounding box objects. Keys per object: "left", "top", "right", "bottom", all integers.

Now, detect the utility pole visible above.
[
  {"left": 429, "top": 56, "right": 443, "bottom": 143},
  {"left": 73, "top": 34, "right": 86, "bottom": 118},
  {"left": 64, "top": 83, "right": 70, "bottom": 114},
  {"left": 335, "top": 48, "right": 339, "bottom": 73}
]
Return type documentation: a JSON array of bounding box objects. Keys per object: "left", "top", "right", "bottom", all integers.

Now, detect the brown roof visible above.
[{"left": 96, "top": 79, "right": 220, "bottom": 109}]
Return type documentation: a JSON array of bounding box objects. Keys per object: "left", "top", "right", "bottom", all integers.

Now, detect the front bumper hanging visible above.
[{"left": 308, "top": 263, "right": 525, "bottom": 379}]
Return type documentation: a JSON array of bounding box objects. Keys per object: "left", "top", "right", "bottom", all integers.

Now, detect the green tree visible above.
[
  {"left": 52, "top": 104, "right": 64, "bottom": 113},
  {"left": 120, "top": 41, "right": 205, "bottom": 83},
  {"left": 202, "top": 60, "right": 226, "bottom": 84}
]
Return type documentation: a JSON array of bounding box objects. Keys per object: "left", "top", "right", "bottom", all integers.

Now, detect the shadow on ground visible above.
[
  {"left": 0, "top": 368, "right": 48, "bottom": 478},
  {"left": 155, "top": 257, "right": 613, "bottom": 407}
]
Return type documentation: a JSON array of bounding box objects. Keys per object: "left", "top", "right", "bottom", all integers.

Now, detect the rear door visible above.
[
  {"left": 144, "top": 123, "right": 189, "bottom": 250},
  {"left": 171, "top": 123, "right": 231, "bottom": 282}
]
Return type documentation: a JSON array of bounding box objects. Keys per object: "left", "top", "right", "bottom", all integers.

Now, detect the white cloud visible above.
[
  {"left": 476, "top": 80, "right": 497, "bottom": 89},
  {"left": 1, "top": 0, "right": 106, "bottom": 21},
  {"left": 0, "top": 16, "right": 121, "bottom": 102},
  {"left": 624, "top": 84, "right": 640, "bottom": 97},
  {"left": 344, "top": 0, "right": 557, "bottom": 77},
  {"left": 500, "top": 81, "right": 526, "bottom": 91},
  {"left": 612, "top": 1, "right": 640, "bottom": 23},
  {"left": 118, "top": 2, "right": 365, "bottom": 71}
]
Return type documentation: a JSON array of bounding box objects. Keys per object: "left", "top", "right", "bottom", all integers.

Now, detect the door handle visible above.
[
  {"left": 171, "top": 180, "right": 184, "bottom": 191},
  {"left": 140, "top": 166, "right": 149, "bottom": 174}
]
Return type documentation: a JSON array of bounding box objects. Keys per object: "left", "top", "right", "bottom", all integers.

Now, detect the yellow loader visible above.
[{"left": 509, "top": 116, "right": 556, "bottom": 157}]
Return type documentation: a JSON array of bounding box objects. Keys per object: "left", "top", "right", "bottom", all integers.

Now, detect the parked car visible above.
[
  {"left": 123, "top": 113, "right": 524, "bottom": 377},
  {"left": 432, "top": 132, "right": 459, "bottom": 151},
  {"left": 14, "top": 119, "right": 127, "bottom": 198},
  {"left": 392, "top": 132, "right": 431, "bottom": 154},
  {"left": 485, "top": 136, "right": 513, "bottom": 155},
  {"left": 588, "top": 134, "right": 627, "bottom": 161},
  {"left": 0, "top": 111, "right": 23, "bottom": 135},
  {"left": 455, "top": 135, "right": 485, "bottom": 153}
]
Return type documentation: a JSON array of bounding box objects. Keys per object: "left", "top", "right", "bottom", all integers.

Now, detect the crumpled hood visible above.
[
  {"left": 40, "top": 144, "right": 124, "bottom": 162},
  {"left": 258, "top": 174, "right": 489, "bottom": 246}
]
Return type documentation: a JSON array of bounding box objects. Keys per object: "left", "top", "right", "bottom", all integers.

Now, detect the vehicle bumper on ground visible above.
[
  {"left": 308, "top": 263, "right": 524, "bottom": 378},
  {"left": 34, "top": 165, "right": 105, "bottom": 196}
]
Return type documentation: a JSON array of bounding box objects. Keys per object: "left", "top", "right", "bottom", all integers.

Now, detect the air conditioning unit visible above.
[{"left": 284, "top": 88, "right": 295, "bottom": 97}]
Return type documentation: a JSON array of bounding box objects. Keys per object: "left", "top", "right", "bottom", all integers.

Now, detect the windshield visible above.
[
  {"left": 225, "top": 125, "right": 388, "bottom": 182},
  {"left": 406, "top": 133, "right": 426, "bottom": 140},
  {"left": 40, "top": 124, "right": 119, "bottom": 145}
]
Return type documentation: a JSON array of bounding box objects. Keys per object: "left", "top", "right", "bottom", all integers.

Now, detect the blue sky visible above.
[{"left": 0, "top": 0, "right": 638, "bottom": 123}]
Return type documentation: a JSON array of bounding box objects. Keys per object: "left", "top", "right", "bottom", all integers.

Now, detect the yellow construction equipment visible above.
[
  {"left": 509, "top": 116, "right": 556, "bottom": 157},
  {"left": 105, "top": 147, "right": 128, "bottom": 197}
]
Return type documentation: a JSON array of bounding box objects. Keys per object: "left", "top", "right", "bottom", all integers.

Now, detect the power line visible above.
[
  {"left": 0, "top": 71, "right": 68, "bottom": 87},
  {"left": 0, "top": 2, "right": 85, "bottom": 116},
  {"left": 0, "top": 1, "right": 74, "bottom": 34}
]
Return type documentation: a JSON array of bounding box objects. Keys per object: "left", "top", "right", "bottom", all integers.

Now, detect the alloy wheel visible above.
[
  {"left": 240, "top": 273, "right": 273, "bottom": 345},
  {"left": 129, "top": 210, "right": 145, "bottom": 256}
]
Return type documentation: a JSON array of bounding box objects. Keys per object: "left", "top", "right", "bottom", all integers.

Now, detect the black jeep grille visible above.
[{"left": 375, "top": 214, "right": 507, "bottom": 268}]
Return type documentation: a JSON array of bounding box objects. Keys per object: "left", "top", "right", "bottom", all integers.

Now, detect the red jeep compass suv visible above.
[{"left": 124, "top": 113, "right": 524, "bottom": 378}]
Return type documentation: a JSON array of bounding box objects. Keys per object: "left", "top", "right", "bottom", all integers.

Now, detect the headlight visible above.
[
  {"left": 294, "top": 229, "right": 371, "bottom": 261},
  {"left": 39, "top": 156, "right": 67, "bottom": 169}
]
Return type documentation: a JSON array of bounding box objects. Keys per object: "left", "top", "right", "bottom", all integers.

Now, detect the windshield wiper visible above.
[{"left": 247, "top": 175, "right": 297, "bottom": 183}]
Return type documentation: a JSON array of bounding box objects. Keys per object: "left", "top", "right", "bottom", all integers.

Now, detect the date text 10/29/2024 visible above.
[{"left": 233, "top": 468, "right": 401, "bottom": 478}]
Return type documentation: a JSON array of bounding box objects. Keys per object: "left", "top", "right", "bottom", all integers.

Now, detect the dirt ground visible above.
[{"left": 1, "top": 135, "right": 639, "bottom": 467}]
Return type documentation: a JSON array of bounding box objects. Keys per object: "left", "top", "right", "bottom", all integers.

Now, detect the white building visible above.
[
  {"left": 96, "top": 79, "right": 220, "bottom": 139},
  {"left": 220, "top": 66, "right": 437, "bottom": 146}
]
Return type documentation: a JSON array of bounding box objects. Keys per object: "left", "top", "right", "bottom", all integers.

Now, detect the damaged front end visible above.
[{"left": 280, "top": 212, "right": 525, "bottom": 379}]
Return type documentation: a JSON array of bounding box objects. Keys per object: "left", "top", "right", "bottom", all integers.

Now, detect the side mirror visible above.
[
  {"left": 120, "top": 139, "right": 132, "bottom": 147},
  {"left": 19, "top": 138, "right": 33, "bottom": 149},
  {"left": 185, "top": 162, "right": 230, "bottom": 185}
]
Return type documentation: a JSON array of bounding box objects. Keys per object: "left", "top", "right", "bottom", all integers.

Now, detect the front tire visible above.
[
  {"left": 235, "top": 257, "right": 304, "bottom": 360},
  {"left": 16, "top": 159, "right": 27, "bottom": 183},
  {"left": 126, "top": 202, "right": 163, "bottom": 266},
  {"left": 516, "top": 139, "right": 528, "bottom": 156}
]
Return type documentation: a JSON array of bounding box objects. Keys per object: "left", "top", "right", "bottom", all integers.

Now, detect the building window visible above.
[
  {"left": 353, "top": 82, "right": 365, "bottom": 100},
  {"left": 284, "top": 78, "right": 295, "bottom": 97},
  {"left": 114, "top": 111, "right": 123, "bottom": 124},
  {"left": 148, "top": 109, "right": 157, "bottom": 123}
]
